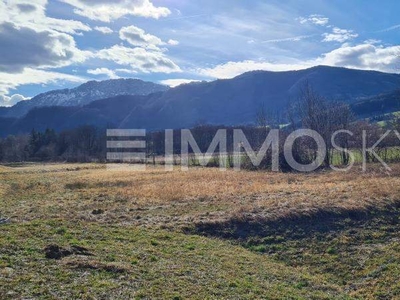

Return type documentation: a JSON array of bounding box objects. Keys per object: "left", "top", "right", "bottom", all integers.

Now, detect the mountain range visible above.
[
  {"left": 1, "top": 66, "right": 400, "bottom": 137},
  {"left": 0, "top": 79, "right": 169, "bottom": 118}
]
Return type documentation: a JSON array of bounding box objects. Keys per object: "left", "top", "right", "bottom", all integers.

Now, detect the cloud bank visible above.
[
  {"left": 0, "top": 94, "right": 30, "bottom": 107},
  {"left": 60, "top": 0, "right": 171, "bottom": 22}
]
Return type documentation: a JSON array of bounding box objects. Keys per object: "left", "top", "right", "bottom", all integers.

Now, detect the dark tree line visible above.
[
  {"left": 1, "top": 120, "right": 400, "bottom": 168},
  {"left": 0, "top": 126, "right": 106, "bottom": 163}
]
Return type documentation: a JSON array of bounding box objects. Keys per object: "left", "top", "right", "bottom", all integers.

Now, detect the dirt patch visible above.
[
  {"left": 64, "top": 259, "right": 130, "bottom": 273},
  {"left": 92, "top": 209, "right": 105, "bottom": 215},
  {"left": 44, "top": 244, "right": 93, "bottom": 260}
]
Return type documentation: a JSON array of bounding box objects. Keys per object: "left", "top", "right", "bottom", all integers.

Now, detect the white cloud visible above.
[
  {"left": 115, "top": 68, "right": 137, "bottom": 74},
  {"left": 323, "top": 27, "right": 358, "bottom": 43},
  {"left": 298, "top": 14, "right": 329, "bottom": 26},
  {"left": 94, "top": 26, "right": 113, "bottom": 34},
  {"left": 96, "top": 45, "right": 181, "bottom": 74},
  {"left": 87, "top": 68, "right": 119, "bottom": 79},
  {"left": 214, "top": 15, "right": 263, "bottom": 32},
  {"left": 0, "top": 94, "right": 30, "bottom": 107},
  {"left": 60, "top": 0, "right": 171, "bottom": 22},
  {"left": 119, "top": 25, "right": 163, "bottom": 49},
  {"left": 378, "top": 24, "right": 400, "bottom": 32},
  {"left": 0, "top": 0, "right": 91, "bottom": 76},
  {"left": 298, "top": 14, "right": 358, "bottom": 43},
  {"left": 168, "top": 39, "right": 179, "bottom": 46},
  {"left": 0, "top": 68, "right": 86, "bottom": 95},
  {"left": 199, "top": 60, "right": 312, "bottom": 79},
  {"left": 0, "top": 0, "right": 91, "bottom": 35},
  {"left": 321, "top": 43, "right": 400, "bottom": 72},
  {"left": 160, "top": 79, "right": 202, "bottom": 87},
  {"left": 262, "top": 35, "right": 314, "bottom": 43},
  {"left": 0, "top": 22, "right": 89, "bottom": 73},
  {"left": 364, "top": 39, "right": 381, "bottom": 45},
  {"left": 0, "top": 1, "right": 91, "bottom": 103},
  {"left": 199, "top": 43, "right": 400, "bottom": 79}
]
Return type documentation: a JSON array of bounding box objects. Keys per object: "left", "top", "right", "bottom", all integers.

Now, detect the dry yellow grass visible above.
[
  {"left": 1, "top": 163, "right": 399, "bottom": 227},
  {"left": 1, "top": 163, "right": 400, "bottom": 299}
]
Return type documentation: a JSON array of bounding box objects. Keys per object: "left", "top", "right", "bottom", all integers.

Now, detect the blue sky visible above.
[{"left": 0, "top": 0, "right": 399, "bottom": 106}]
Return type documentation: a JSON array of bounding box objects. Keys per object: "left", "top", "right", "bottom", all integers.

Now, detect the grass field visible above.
[{"left": 1, "top": 163, "right": 400, "bottom": 299}]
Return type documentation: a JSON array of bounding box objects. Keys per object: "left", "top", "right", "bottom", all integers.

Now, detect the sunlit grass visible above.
[{"left": 0, "top": 163, "right": 399, "bottom": 298}]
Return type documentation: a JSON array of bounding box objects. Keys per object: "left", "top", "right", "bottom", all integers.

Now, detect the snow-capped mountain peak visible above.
[{"left": 2, "top": 78, "right": 169, "bottom": 118}]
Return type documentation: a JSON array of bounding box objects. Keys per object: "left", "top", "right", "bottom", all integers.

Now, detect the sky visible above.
[{"left": 0, "top": 0, "right": 399, "bottom": 106}]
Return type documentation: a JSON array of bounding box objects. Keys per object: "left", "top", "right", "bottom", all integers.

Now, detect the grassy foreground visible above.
[{"left": 0, "top": 163, "right": 399, "bottom": 299}]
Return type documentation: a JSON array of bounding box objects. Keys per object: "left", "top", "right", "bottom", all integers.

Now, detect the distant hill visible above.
[
  {"left": 351, "top": 90, "right": 400, "bottom": 118},
  {"left": 1, "top": 66, "right": 400, "bottom": 137},
  {"left": 0, "top": 79, "right": 169, "bottom": 118}
]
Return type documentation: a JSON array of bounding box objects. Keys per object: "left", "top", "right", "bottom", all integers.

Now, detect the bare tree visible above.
[
  {"left": 256, "top": 102, "right": 268, "bottom": 129},
  {"left": 291, "top": 81, "right": 354, "bottom": 166},
  {"left": 256, "top": 102, "right": 280, "bottom": 129},
  {"left": 255, "top": 102, "right": 281, "bottom": 150}
]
